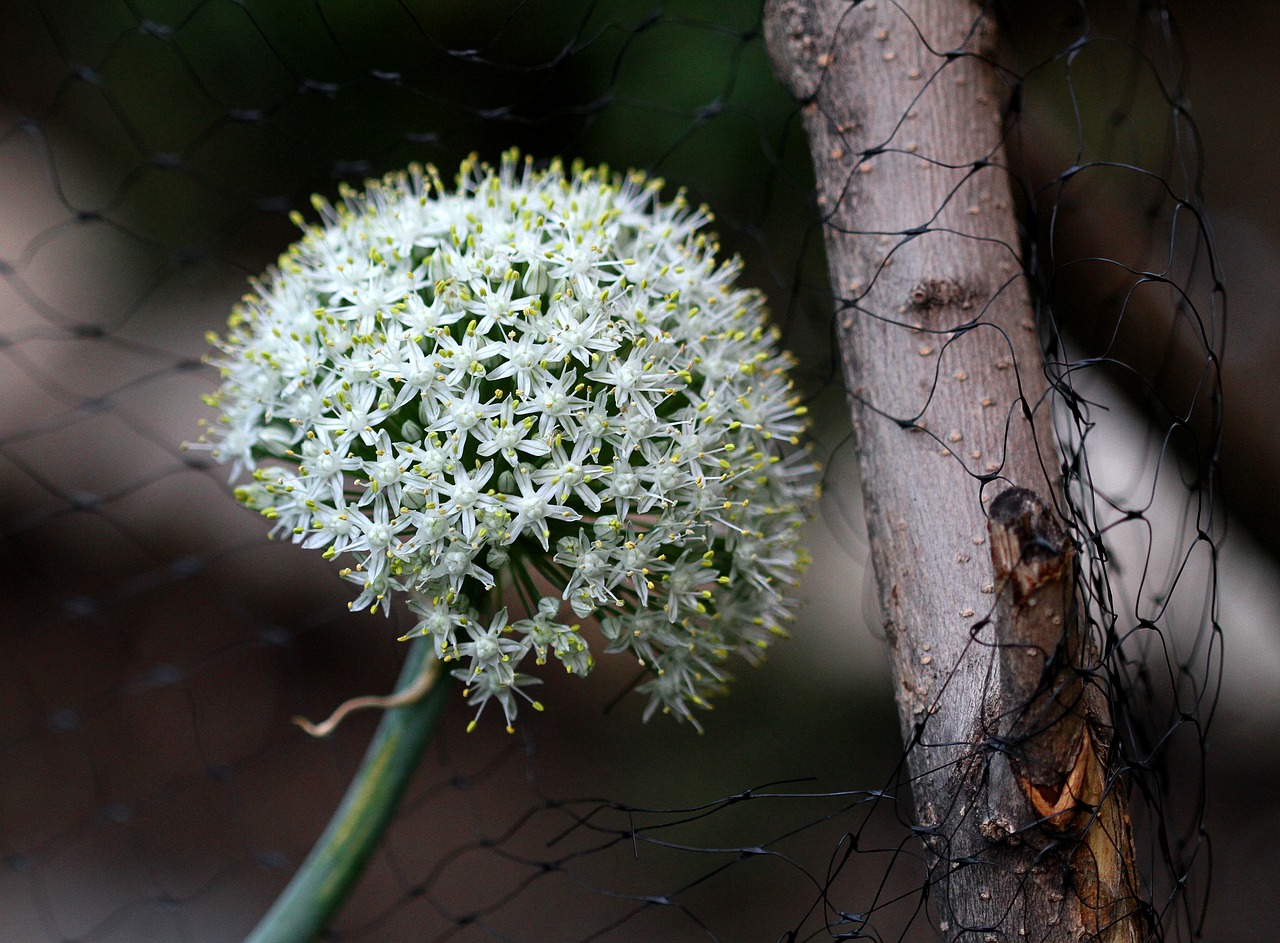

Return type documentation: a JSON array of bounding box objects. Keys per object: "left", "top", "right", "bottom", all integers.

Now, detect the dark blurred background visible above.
[{"left": 0, "top": 1, "right": 1274, "bottom": 940}]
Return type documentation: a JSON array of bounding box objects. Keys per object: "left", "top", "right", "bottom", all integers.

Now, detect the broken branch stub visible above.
[
  {"left": 986, "top": 487, "right": 1148, "bottom": 941},
  {"left": 988, "top": 484, "right": 1090, "bottom": 830}
]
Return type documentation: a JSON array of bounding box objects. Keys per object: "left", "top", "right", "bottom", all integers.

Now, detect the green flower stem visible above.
[{"left": 244, "top": 637, "right": 448, "bottom": 943}]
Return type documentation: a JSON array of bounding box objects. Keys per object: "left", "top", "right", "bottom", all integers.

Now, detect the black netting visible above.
[{"left": 0, "top": 1, "right": 1253, "bottom": 941}]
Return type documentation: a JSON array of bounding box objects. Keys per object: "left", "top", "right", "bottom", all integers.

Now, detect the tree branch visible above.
[{"left": 764, "top": 1, "right": 1149, "bottom": 938}]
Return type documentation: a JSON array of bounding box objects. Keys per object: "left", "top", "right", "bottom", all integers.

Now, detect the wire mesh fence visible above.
[{"left": 0, "top": 1, "right": 1244, "bottom": 940}]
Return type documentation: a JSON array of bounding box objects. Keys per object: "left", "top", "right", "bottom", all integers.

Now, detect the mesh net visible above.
[{"left": 0, "top": 1, "right": 1233, "bottom": 941}]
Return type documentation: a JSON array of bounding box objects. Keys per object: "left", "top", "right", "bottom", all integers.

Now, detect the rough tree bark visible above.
[{"left": 763, "top": 1, "right": 1148, "bottom": 940}]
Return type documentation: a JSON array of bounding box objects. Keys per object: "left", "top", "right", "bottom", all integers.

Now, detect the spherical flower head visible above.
[{"left": 196, "top": 149, "right": 819, "bottom": 730}]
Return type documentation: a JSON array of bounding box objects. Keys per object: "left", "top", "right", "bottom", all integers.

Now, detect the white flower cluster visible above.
[{"left": 199, "top": 150, "right": 818, "bottom": 730}]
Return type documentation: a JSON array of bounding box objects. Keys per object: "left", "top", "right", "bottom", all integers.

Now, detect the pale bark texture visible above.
[{"left": 763, "top": 1, "right": 1148, "bottom": 940}]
